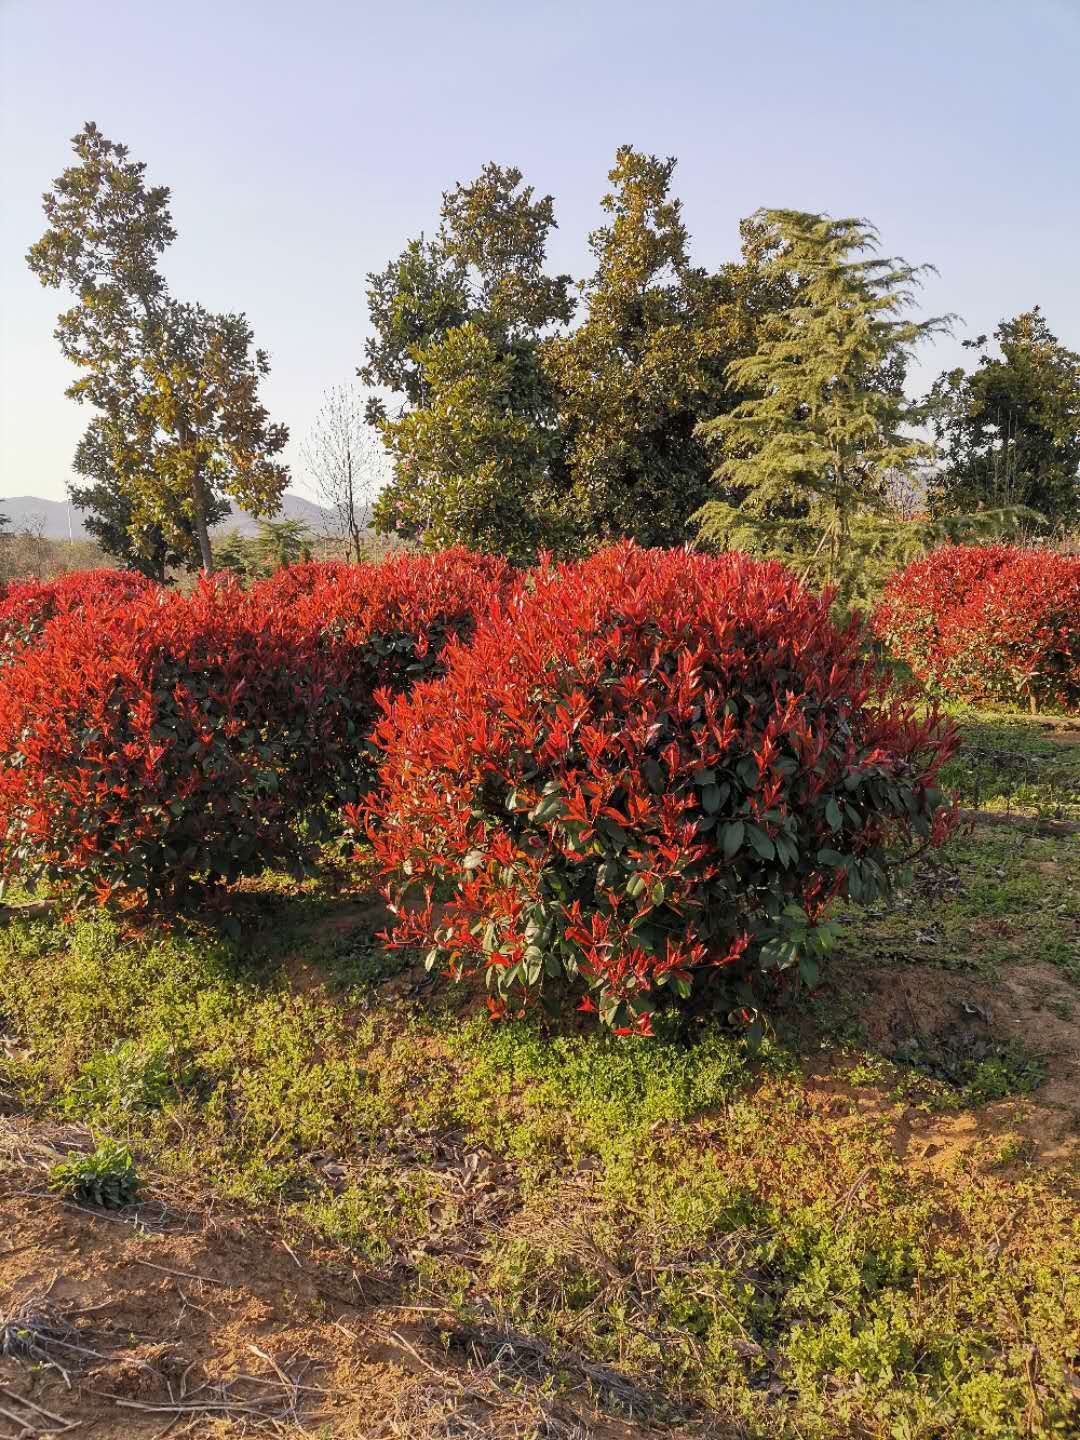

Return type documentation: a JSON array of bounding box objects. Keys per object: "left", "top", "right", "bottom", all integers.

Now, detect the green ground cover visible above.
[{"left": 0, "top": 714, "right": 1078, "bottom": 1439}]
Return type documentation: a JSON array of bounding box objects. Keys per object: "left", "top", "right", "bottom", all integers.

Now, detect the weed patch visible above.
[{"left": 48, "top": 1137, "right": 141, "bottom": 1209}]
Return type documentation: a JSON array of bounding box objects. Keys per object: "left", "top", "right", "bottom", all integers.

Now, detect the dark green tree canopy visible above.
[
  {"left": 927, "top": 308, "right": 1080, "bottom": 526},
  {"left": 362, "top": 163, "right": 574, "bottom": 558},
  {"left": 70, "top": 416, "right": 227, "bottom": 580},
  {"left": 357, "top": 163, "right": 1072, "bottom": 571},
  {"left": 360, "top": 164, "right": 574, "bottom": 414},
  {"left": 363, "top": 148, "right": 793, "bottom": 558},
  {"left": 438, "top": 164, "right": 576, "bottom": 337},
  {"left": 544, "top": 147, "right": 733, "bottom": 548},
  {"left": 360, "top": 237, "right": 471, "bottom": 411}
]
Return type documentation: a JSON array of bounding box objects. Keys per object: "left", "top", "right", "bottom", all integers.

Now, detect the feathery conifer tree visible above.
[{"left": 695, "top": 210, "right": 949, "bottom": 587}]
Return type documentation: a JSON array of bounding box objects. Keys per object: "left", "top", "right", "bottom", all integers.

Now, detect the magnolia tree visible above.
[{"left": 28, "top": 123, "right": 289, "bottom": 573}]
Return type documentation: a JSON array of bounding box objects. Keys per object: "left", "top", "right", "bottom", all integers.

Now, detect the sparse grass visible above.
[
  {"left": 940, "top": 702, "right": 1080, "bottom": 820},
  {"left": 890, "top": 1028, "right": 1047, "bottom": 1103},
  {"left": 1, "top": 718, "right": 1079, "bottom": 1436},
  {"left": 836, "top": 827, "right": 1080, "bottom": 984}
]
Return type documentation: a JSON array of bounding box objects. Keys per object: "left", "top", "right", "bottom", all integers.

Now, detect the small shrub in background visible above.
[
  {"left": 0, "top": 577, "right": 347, "bottom": 902},
  {"left": 261, "top": 547, "right": 515, "bottom": 793},
  {"left": 875, "top": 544, "right": 1080, "bottom": 710},
  {"left": 0, "top": 568, "right": 158, "bottom": 666},
  {"left": 369, "top": 544, "right": 958, "bottom": 1034}
]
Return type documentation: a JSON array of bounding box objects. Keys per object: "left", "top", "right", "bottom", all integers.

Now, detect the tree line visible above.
[{"left": 25, "top": 124, "right": 1080, "bottom": 581}]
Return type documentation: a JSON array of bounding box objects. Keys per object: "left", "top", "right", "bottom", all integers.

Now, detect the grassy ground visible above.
[
  {"left": 1, "top": 717, "right": 1078, "bottom": 1438},
  {"left": 938, "top": 704, "right": 1080, "bottom": 821}
]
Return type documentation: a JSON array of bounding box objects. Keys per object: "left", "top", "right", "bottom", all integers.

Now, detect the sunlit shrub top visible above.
[
  {"left": 0, "top": 568, "right": 158, "bottom": 666},
  {"left": 875, "top": 544, "right": 1080, "bottom": 709},
  {"left": 0, "top": 549, "right": 511, "bottom": 903}
]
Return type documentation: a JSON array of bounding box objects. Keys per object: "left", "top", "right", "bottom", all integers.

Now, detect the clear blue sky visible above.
[{"left": 2, "top": 0, "right": 1078, "bottom": 503}]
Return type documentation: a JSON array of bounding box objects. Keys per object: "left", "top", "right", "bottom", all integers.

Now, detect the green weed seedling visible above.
[
  {"left": 62, "top": 1038, "right": 180, "bottom": 1118},
  {"left": 49, "top": 1138, "right": 142, "bottom": 1209}
]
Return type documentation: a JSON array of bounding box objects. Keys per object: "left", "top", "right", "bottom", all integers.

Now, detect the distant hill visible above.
[{"left": 0, "top": 493, "right": 334, "bottom": 540}]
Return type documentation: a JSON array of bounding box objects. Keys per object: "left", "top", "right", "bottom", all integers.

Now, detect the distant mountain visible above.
[
  {"left": 213, "top": 493, "right": 334, "bottom": 537},
  {"left": 0, "top": 492, "right": 334, "bottom": 541}
]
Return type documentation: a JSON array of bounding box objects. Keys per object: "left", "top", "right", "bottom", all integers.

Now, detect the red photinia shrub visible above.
[
  {"left": 0, "top": 550, "right": 513, "bottom": 903},
  {"left": 260, "top": 548, "right": 516, "bottom": 794},
  {"left": 367, "top": 544, "right": 958, "bottom": 1034},
  {"left": 0, "top": 577, "right": 353, "bottom": 901},
  {"left": 875, "top": 545, "right": 1080, "bottom": 709},
  {"left": 0, "top": 569, "right": 158, "bottom": 666},
  {"left": 246, "top": 559, "right": 353, "bottom": 605}
]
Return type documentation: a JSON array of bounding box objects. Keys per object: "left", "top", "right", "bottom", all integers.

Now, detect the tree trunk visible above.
[
  {"left": 176, "top": 413, "right": 215, "bottom": 573},
  {"left": 190, "top": 465, "right": 215, "bottom": 572},
  {"left": 346, "top": 449, "right": 362, "bottom": 563}
]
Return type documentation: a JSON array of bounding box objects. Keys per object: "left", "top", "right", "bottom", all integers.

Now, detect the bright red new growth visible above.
[
  {"left": 0, "top": 569, "right": 158, "bottom": 666},
  {"left": 875, "top": 544, "right": 1080, "bottom": 709},
  {"left": 369, "top": 544, "right": 958, "bottom": 1032},
  {"left": 268, "top": 548, "right": 514, "bottom": 736},
  {"left": 0, "top": 551, "right": 509, "bottom": 902}
]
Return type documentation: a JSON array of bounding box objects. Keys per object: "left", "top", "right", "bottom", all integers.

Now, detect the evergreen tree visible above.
[
  {"left": 544, "top": 148, "right": 731, "bottom": 547},
  {"left": 362, "top": 164, "right": 574, "bottom": 559},
  {"left": 695, "top": 210, "right": 950, "bottom": 586},
  {"left": 250, "top": 518, "right": 313, "bottom": 573},
  {"left": 362, "top": 150, "right": 795, "bottom": 558},
  {"left": 927, "top": 308, "right": 1080, "bottom": 527},
  {"left": 214, "top": 519, "right": 313, "bottom": 581},
  {"left": 360, "top": 236, "right": 470, "bottom": 412},
  {"left": 28, "top": 123, "right": 288, "bottom": 572},
  {"left": 69, "top": 417, "right": 227, "bottom": 579}
]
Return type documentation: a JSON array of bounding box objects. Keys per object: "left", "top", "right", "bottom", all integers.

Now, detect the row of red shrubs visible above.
[
  {"left": 0, "top": 543, "right": 974, "bottom": 1031},
  {"left": 0, "top": 552, "right": 510, "bottom": 902},
  {"left": 0, "top": 569, "right": 159, "bottom": 667},
  {"left": 874, "top": 544, "right": 1080, "bottom": 710}
]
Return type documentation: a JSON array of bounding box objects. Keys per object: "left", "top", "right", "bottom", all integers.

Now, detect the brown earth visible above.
[
  {"left": 2, "top": 854, "right": 1078, "bottom": 1435},
  {"left": 806, "top": 955, "right": 1080, "bottom": 1173},
  {"left": 0, "top": 1128, "right": 709, "bottom": 1439},
  {"left": 2, "top": 939, "right": 1077, "bottom": 1439}
]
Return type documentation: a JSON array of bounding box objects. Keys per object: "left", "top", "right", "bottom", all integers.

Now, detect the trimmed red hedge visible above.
[
  {"left": 0, "top": 569, "right": 158, "bottom": 666},
  {"left": 875, "top": 544, "right": 1080, "bottom": 709},
  {"left": 245, "top": 559, "right": 353, "bottom": 605},
  {"left": 0, "top": 550, "right": 511, "bottom": 903},
  {"left": 257, "top": 549, "right": 516, "bottom": 797},
  {"left": 368, "top": 544, "right": 958, "bottom": 1033}
]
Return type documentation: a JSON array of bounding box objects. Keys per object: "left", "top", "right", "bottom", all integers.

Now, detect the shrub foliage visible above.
[
  {"left": 369, "top": 545, "right": 958, "bottom": 1032},
  {"left": 271, "top": 548, "right": 513, "bottom": 762},
  {"left": 0, "top": 568, "right": 158, "bottom": 666},
  {"left": 0, "top": 578, "right": 338, "bottom": 901},
  {"left": 0, "top": 551, "right": 509, "bottom": 902},
  {"left": 875, "top": 544, "right": 1080, "bottom": 710}
]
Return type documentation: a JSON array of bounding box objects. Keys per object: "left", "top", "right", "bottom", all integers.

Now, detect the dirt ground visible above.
[
  {"left": 806, "top": 954, "right": 1080, "bottom": 1171},
  {"left": 2, "top": 807, "right": 1078, "bottom": 1436},
  {"left": 3, "top": 942, "right": 1077, "bottom": 1438},
  {"left": 0, "top": 1131, "right": 699, "bottom": 1439}
]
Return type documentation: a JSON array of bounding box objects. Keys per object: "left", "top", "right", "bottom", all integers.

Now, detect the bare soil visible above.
[
  {"left": 0, "top": 1131, "right": 703, "bottom": 1439},
  {"left": 809, "top": 955, "right": 1080, "bottom": 1171}
]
